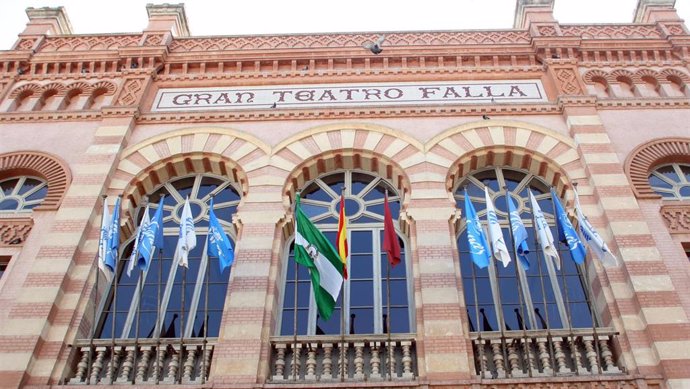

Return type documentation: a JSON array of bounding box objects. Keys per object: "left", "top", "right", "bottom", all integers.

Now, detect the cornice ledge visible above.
[
  {"left": 0, "top": 111, "right": 101, "bottom": 122},
  {"left": 597, "top": 98, "right": 690, "bottom": 109},
  {"left": 557, "top": 95, "right": 597, "bottom": 108},
  {"left": 101, "top": 106, "right": 140, "bottom": 118}
]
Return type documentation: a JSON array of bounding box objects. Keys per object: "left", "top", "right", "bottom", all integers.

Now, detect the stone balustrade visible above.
[
  {"left": 471, "top": 328, "right": 622, "bottom": 378},
  {"left": 269, "top": 334, "right": 416, "bottom": 382},
  {"left": 65, "top": 338, "right": 214, "bottom": 385}
]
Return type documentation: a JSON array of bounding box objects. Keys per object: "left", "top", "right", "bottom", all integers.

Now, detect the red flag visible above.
[
  {"left": 383, "top": 191, "right": 401, "bottom": 267},
  {"left": 336, "top": 194, "right": 349, "bottom": 279}
]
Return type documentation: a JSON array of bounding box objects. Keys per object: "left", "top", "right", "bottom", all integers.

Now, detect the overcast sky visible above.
[{"left": 0, "top": 0, "right": 689, "bottom": 50}]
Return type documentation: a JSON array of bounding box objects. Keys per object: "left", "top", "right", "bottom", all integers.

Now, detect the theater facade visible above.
[{"left": 1, "top": 0, "right": 690, "bottom": 388}]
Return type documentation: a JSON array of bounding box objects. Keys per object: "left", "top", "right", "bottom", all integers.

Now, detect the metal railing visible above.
[
  {"left": 66, "top": 338, "right": 215, "bottom": 385},
  {"left": 471, "top": 328, "right": 622, "bottom": 378},
  {"left": 269, "top": 334, "right": 416, "bottom": 382}
]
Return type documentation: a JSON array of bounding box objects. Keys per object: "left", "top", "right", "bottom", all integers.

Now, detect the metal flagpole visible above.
[
  {"left": 525, "top": 190, "right": 557, "bottom": 376},
  {"left": 549, "top": 188, "right": 577, "bottom": 375},
  {"left": 502, "top": 186, "right": 533, "bottom": 377},
  {"left": 178, "top": 266, "right": 187, "bottom": 383},
  {"left": 292, "top": 192, "right": 300, "bottom": 381},
  {"left": 132, "top": 267, "right": 144, "bottom": 384},
  {"left": 339, "top": 186, "right": 346, "bottom": 382},
  {"left": 108, "top": 197, "right": 122, "bottom": 384},
  {"left": 86, "top": 195, "right": 107, "bottom": 384},
  {"left": 155, "top": 246, "right": 163, "bottom": 384},
  {"left": 468, "top": 248, "right": 487, "bottom": 377},
  {"left": 201, "top": 235, "right": 210, "bottom": 383},
  {"left": 384, "top": 189, "right": 394, "bottom": 381},
  {"left": 572, "top": 183, "right": 602, "bottom": 373}
]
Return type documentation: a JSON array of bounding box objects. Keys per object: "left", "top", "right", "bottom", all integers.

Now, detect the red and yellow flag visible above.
[{"left": 336, "top": 194, "right": 349, "bottom": 279}]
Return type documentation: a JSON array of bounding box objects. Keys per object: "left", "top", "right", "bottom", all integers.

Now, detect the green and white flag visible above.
[{"left": 294, "top": 196, "right": 344, "bottom": 321}]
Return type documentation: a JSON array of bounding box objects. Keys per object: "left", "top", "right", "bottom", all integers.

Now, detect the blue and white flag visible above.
[
  {"left": 551, "top": 188, "right": 587, "bottom": 265},
  {"left": 463, "top": 189, "right": 491, "bottom": 269},
  {"left": 174, "top": 197, "right": 197, "bottom": 268},
  {"left": 484, "top": 187, "right": 511, "bottom": 267},
  {"left": 208, "top": 198, "right": 234, "bottom": 273},
  {"left": 528, "top": 190, "right": 561, "bottom": 270},
  {"left": 136, "top": 198, "right": 165, "bottom": 273},
  {"left": 127, "top": 204, "right": 150, "bottom": 277},
  {"left": 505, "top": 190, "right": 530, "bottom": 269},
  {"left": 98, "top": 197, "right": 113, "bottom": 280},
  {"left": 104, "top": 197, "right": 121, "bottom": 276},
  {"left": 573, "top": 187, "right": 618, "bottom": 267}
]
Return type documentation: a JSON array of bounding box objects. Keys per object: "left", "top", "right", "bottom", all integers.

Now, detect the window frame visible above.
[
  {"left": 0, "top": 175, "right": 48, "bottom": 213},
  {"left": 648, "top": 162, "right": 690, "bottom": 200}
]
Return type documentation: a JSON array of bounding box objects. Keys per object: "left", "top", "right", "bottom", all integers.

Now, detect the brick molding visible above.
[
  {"left": 0, "top": 151, "right": 71, "bottom": 210},
  {"left": 624, "top": 137, "right": 690, "bottom": 199},
  {"left": 660, "top": 203, "right": 690, "bottom": 234}
]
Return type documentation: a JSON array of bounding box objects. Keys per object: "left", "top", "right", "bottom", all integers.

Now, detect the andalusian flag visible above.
[
  {"left": 336, "top": 194, "right": 349, "bottom": 280},
  {"left": 294, "top": 195, "right": 344, "bottom": 321}
]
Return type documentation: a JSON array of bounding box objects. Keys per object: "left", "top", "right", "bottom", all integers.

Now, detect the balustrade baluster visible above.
[
  {"left": 490, "top": 339, "right": 506, "bottom": 378},
  {"left": 536, "top": 337, "right": 553, "bottom": 376},
  {"left": 583, "top": 336, "right": 600, "bottom": 374},
  {"left": 105, "top": 346, "right": 122, "bottom": 384},
  {"left": 89, "top": 347, "right": 107, "bottom": 384},
  {"left": 165, "top": 345, "right": 181, "bottom": 383},
  {"left": 388, "top": 340, "right": 397, "bottom": 379},
  {"left": 118, "top": 347, "right": 135, "bottom": 382},
  {"left": 272, "top": 344, "right": 286, "bottom": 381},
  {"left": 291, "top": 343, "right": 302, "bottom": 380},
  {"left": 70, "top": 347, "right": 89, "bottom": 384},
  {"left": 338, "top": 342, "right": 349, "bottom": 380},
  {"left": 370, "top": 341, "right": 382, "bottom": 380},
  {"left": 571, "top": 336, "right": 587, "bottom": 375},
  {"left": 553, "top": 338, "right": 569, "bottom": 374},
  {"left": 321, "top": 343, "right": 333, "bottom": 381},
  {"left": 305, "top": 343, "right": 318, "bottom": 381},
  {"left": 507, "top": 340, "right": 524, "bottom": 377},
  {"left": 202, "top": 345, "right": 213, "bottom": 382},
  {"left": 183, "top": 346, "right": 197, "bottom": 382},
  {"left": 401, "top": 341, "right": 414, "bottom": 379},
  {"left": 599, "top": 337, "right": 620, "bottom": 373},
  {"left": 136, "top": 346, "right": 153, "bottom": 382},
  {"left": 353, "top": 342, "right": 365, "bottom": 380},
  {"left": 153, "top": 344, "right": 166, "bottom": 383}
]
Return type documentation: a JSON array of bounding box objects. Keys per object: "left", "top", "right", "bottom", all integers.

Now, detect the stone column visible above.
[
  {"left": 404, "top": 173, "right": 473, "bottom": 381},
  {"left": 560, "top": 96, "right": 690, "bottom": 387}
]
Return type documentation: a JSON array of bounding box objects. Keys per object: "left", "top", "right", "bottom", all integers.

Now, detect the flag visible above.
[
  {"left": 573, "top": 187, "right": 618, "bottom": 267},
  {"left": 336, "top": 194, "right": 349, "bottom": 279},
  {"left": 105, "top": 197, "right": 121, "bottom": 276},
  {"left": 136, "top": 198, "right": 165, "bottom": 273},
  {"left": 463, "top": 188, "right": 490, "bottom": 268},
  {"left": 484, "top": 187, "right": 511, "bottom": 267},
  {"left": 127, "top": 204, "right": 150, "bottom": 277},
  {"left": 383, "top": 191, "right": 401, "bottom": 268},
  {"left": 528, "top": 190, "right": 561, "bottom": 270},
  {"left": 98, "top": 197, "right": 113, "bottom": 279},
  {"left": 208, "top": 198, "right": 234, "bottom": 273},
  {"left": 294, "top": 195, "right": 343, "bottom": 321},
  {"left": 174, "top": 197, "right": 197, "bottom": 268},
  {"left": 505, "top": 190, "right": 530, "bottom": 269},
  {"left": 550, "top": 188, "right": 587, "bottom": 265}
]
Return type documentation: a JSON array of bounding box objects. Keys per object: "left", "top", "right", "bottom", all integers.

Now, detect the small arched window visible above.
[
  {"left": 85, "top": 88, "right": 108, "bottom": 110},
  {"left": 648, "top": 163, "right": 690, "bottom": 200},
  {"left": 615, "top": 77, "right": 635, "bottom": 98},
  {"left": 279, "top": 170, "right": 412, "bottom": 336},
  {"left": 0, "top": 176, "right": 48, "bottom": 212},
  {"left": 592, "top": 77, "right": 610, "bottom": 98},
  {"left": 97, "top": 173, "right": 241, "bottom": 339},
  {"left": 454, "top": 167, "right": 598, "bottom": 332}
]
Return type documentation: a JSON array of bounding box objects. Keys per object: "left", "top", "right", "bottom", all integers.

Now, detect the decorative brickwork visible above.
[
  {"left": 0, "top": 151, "right": 71, "bottom": 210},
  {"left": 660, "top": 204, "right": 690, "bottom": 233},
  {"left": 0, "top": 217, "right": 33, "bottom": 246},
  {"left": 37, "top": 35, "right": 140, "bottom": 52},
  {"left": 554, "top": 68, "right": 584, "bottom": 95},
  {"left": 560, "top": 24, "right": 662, "bottom": 39},
  {"left": 625, "top": 138, "right": 690, "bottom": 199},
  {"left": 114, "top": 78, "right": 144, "bottom": 106}
]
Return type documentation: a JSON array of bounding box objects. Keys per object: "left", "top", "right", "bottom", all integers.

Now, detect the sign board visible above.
[{"left": 152, "top": 80, "right": 547, "bottom": 112}]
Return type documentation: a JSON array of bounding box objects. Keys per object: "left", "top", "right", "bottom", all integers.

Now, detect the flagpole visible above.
[
  {"left": 384, "top": 189, "right": 394, "bottom": 381},
  {"left": 155, "top": 246, "right": 163, "bottom": 384},
  {"left": 108, "top": 196, "right": 121, "bottom": 384},
  {"left": 468, "top": 244, "right": 487, "bottom": 378},
  {"left": 339, "top": 186, "right": 346, "bottom": 383},
  {"left": 502, "top": 186, "right": 533, "bottom": 377},
  {"left": 201, "top": 234, "right": 210, "bottom": 384},
  {"left": 132, "top": 197, "right": 149, "bottom": 384},
  {"left": 87, "top": 195, "right": 107, "bottom": 384},
  {"left": 572, "top": 183, "right": 602, "bottom": 373},
  {"left": 525, "top": 190, "right": 557, "bottom": 376},
  {"left": 178, "top": 265, "right": 187, "bottom": 384},
  {"left": 549, "top": 187, "right": 577, "bottom": 375},
  {"left": 292, "top": 192, "right": 300, "bottom": 381}
]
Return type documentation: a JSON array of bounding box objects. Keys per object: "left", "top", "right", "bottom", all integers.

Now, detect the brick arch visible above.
[
  {"left": 273, "top": 123, "right": 423, "bottom": 206},
  {"left": 625, "top": 137, "right": 690, "bottom": 199},
  {"left": 424, "top": 120, "right": 583, "bottom": 194},
  {"left": 0, "top": 151, "right": 71, "bottom": 210},
  {"left": 117, "top": 152, "right": 249, "bottom": 235}
]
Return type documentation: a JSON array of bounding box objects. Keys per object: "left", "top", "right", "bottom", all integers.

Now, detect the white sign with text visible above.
[{"left": 152, "top": 80, "right": 547, "bottom": 111}]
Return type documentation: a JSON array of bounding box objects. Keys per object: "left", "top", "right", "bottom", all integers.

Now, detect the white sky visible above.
[{"left": 0, "top": 0, "right": 689, "bottom": 50}]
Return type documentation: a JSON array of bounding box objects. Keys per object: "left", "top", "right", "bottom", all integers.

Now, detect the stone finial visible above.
[
  {"left": 145, "top": 3, "right": 190, "bottom": 37},
  {"left": 633, "top": 0, "right": 679, "bottom": 23},
  {"left": 24, "top": 6, "right": 73, "bottom": 35},
  {"left": 513, "top": 0, "right": 555, "bottom": 29}
]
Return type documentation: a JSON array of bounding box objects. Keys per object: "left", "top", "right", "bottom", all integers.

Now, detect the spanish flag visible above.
[{"left": 336, "top": 194, "right": 349, "bottom": 279}]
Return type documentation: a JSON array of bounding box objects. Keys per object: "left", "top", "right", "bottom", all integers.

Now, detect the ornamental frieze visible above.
[{"left": 660, "top": 204, "right": 690, "bottom": 234}]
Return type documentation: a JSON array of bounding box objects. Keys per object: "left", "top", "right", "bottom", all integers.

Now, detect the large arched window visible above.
[
  {"left": 648, "top": 163, "right": 690, "bottom": 200},
  {"left": 279, "top": 170, "right": 412, "bottom": 336},
  {"left": 0, "top": 176, "right": 48, "bottom": 212},
  {"left": 455, "top": 167, "right": 597, "bottom": 332},
  {"left": 98, "top": 173, "right": 240, "bottom": 339}
]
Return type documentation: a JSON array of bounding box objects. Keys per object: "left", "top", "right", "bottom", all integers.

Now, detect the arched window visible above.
[
  {"left": 97, "top": 173, "right": 240, "bottom": 339},
  {"left": 0, "top": 176, "right": 48, "bottom": 212},
  {"left": 279, "top": 170, "right": 412, "bottom": 336},
  {"left": 648, "top": 163, "right": 690, "bottom": 200},
  {"left": 454, "top": 167, "right": 597, "bottom": 332}
]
